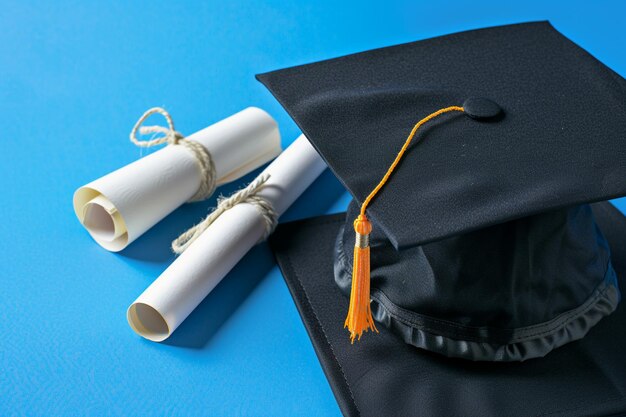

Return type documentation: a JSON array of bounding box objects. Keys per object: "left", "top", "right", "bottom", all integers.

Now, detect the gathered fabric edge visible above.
[{"left": 334, "top": 228, "right": 621, "bottom": 362}]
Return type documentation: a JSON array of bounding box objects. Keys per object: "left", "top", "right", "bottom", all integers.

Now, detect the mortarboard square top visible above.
[{"left": 257, "top": 21, "right": 626, "bottom": 250}]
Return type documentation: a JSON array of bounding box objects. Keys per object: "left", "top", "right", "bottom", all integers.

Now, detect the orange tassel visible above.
[
  {"left": 344, "top": 106, "right": 465, "bottom": 343},
  {"left": 344, "top": 214, "right": 378, "bottom": 343}
]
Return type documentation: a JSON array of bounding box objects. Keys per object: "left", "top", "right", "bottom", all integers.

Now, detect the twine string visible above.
[
  {"left": 171, "top": 173, "right": 278, "bottom": 254},
  {"left": 130, "top": 107, "right": 217, "bottom": 202}
]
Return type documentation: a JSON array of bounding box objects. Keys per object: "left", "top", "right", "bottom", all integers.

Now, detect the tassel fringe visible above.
[{"left": 344, "top": 215, "right": 378, "bottom": 343}]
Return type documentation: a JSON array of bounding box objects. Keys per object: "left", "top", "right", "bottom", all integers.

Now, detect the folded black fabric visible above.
[{"left": 270, "top": 202, "right": 626, "bottom": 417}]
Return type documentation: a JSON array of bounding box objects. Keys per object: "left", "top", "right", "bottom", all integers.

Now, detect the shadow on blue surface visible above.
[
  {"left": 281, "top": 168, "right": 346, "bottom": 222},
  {"left": 163, "top": 243, "right": 276, "bottom": 349},
  {"left": 612, "top": 197, "right": 626, "bottom": 214},
  {"left": 118, "top": 165, "right": 345, "bottom": 349}
]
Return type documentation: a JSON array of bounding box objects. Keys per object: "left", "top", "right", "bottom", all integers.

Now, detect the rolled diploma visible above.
[
  {"left": 73, "top": 107, "right": 282, "bottom": 252},
  {"left": 127, "top": 135, "right": 326, "bottom": 341}
]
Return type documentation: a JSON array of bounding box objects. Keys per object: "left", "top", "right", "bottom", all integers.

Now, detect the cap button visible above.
[{"left": 463, "top": 97, "right": 502, "bottom": 120}]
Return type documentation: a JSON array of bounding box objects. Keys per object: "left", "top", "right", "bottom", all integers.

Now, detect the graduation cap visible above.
[{"left": 258, "top": 22, "right": 626, "bottom": 416}]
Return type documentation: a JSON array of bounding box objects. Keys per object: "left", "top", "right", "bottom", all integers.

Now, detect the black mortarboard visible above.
[{"left": 258, "top": 22, "right": 626, "bottom": 416}]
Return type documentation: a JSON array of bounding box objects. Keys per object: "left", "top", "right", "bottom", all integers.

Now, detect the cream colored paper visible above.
[
  {"left": 73, "top": 107, "right": 281, "bottom": 251},
  {"left": 127, "top": 135, "right": 326, "bottom": 341}
]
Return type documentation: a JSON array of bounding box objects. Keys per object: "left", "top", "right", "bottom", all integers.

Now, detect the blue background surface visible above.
[{"left": 1, "top": 1, "right": 625, "bottom": 416}]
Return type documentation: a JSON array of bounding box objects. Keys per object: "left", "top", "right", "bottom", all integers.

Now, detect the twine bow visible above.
[{"left": 130, "top": 107, "right": 217, "bottom": 202}]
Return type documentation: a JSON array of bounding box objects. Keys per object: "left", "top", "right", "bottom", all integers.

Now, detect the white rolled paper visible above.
[
  {"left": 127, "top": 135, "right": 326, "bottom": 341},
  {"left": 73, "top": 107, "right": 281, "bottom": 251}
]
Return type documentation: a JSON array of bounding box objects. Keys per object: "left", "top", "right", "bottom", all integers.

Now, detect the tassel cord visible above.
[{"left": 344, "top": 106, "right": 465, "bottom": 343}]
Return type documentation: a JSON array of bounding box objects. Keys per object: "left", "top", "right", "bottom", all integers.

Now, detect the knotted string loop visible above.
[{"left": 130, "top": 107, "right": 217, "bottom": 202}]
